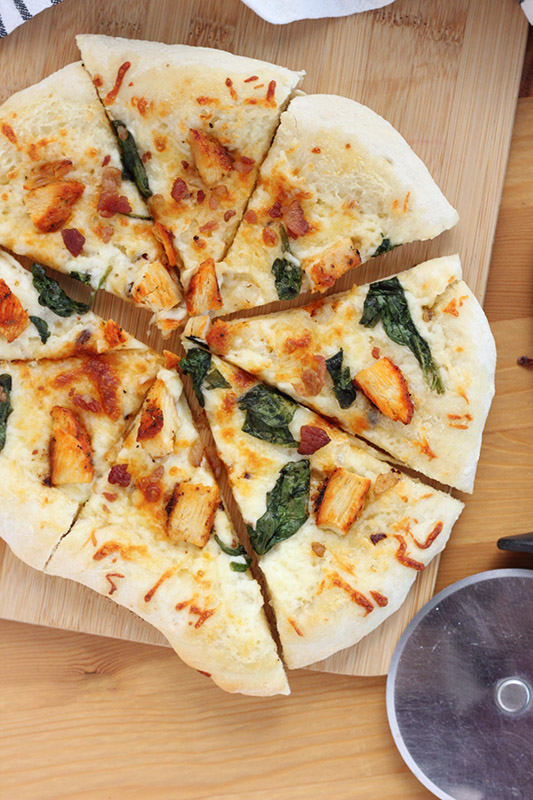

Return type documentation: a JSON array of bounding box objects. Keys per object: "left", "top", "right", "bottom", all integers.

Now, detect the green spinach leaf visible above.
[
  {"left": 214, "top": 534, "right": 251, "bottom": 571},
  {"left": 29, "top": 316, "right": 51, "bottom": 344},
  {"left": 204, "top": 368, "right": 230, "bottom": 391},
  {"left": 325, "top": 349, "right": 356, "bottom": 408},
  {"left": 230, "top": 559, "right": 252, "bottom": 572},
  {"left": 238, "top": 383, "right": 298, "bottom": 447},
  {"left": 32, "top": 264, "right": 90, "bottom": 318},
  {"left": 70, "top": 271, "right": 92, "bottom": 286},
  {"left": 272, "top": 226, "right": 302, "bottom": 300},
  {"left": 0, "top": 374, "right": 13, "bottom": 452},
  {"left": 247, "top": 460, "right": 310, "bottom": 555},
  {"left": 360, "top": 276, "right": 444, "bottom": 393},
  {"left": 111, "top": 120, "right": 152, "bottom": 198},
  {"left": 372, "top": 236, "right": 398, "bottom": 257},
  {"left": 179, "top": 348, "right": 212, "bottom": 406}
]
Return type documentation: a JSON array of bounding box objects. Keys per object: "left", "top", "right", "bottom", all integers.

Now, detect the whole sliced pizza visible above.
[{"left": 0, "top": 34, "right": 497, "bottom": 696}]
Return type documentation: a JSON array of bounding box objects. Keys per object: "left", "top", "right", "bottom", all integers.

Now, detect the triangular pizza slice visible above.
[
  {"left": 76, "top": 34, "right": 303, "bottom": 317},
  {"left": 186, "top": 255, "right": 496, "bottom": 492},
  {"left": 0, "top": 254, "right": 162, "bottom": 569},
  {"left": 178, "top": 348, "right": 463, "bottom": 668},
  {"left": 0, "top": 62, "right": 184, "bottom": 328},
  {"left": 214, "top": 93, "right": 458, "bottom": 315},
  {"left": 46, "top": 365, "right": 289, "bottom": 696}
]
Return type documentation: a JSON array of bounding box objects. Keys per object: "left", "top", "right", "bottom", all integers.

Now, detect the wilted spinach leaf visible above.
[
  {"left": 272, "top": 226, "right": 302, "bottom": 300},
  {"left": 111, "top": 120, "right": 152, "bottom": 198},
  {"left": 238, "top": 383, "right": 298, "bottom": 447},
  {"left": 32, "top": 264, "right": 90, "bottom": 318},
  {"left": 0, "top": 374, "right": 13, "bottom": 452},
  {"left": 372, "top": 236, "right": 398, "bottom": 257},
  {"left": 247, "top": 460, "right": 310, "bottom": 555},
  {"left": 325, "top": 349, "right": 356, "bottom": 408},
  {"left": 180, "top": 349, "right": 229, "bottom": 406},
  {"left": 29, "top": 316, "right": 50, "bottom": 344},
  {"left": 214, "top": 534, "right": 252, "bottom": 571},
  {"left": 360, "top": 276, "right": 444, "bottom": 393},
  {"left": 70, "top": 271, "right": 92, "bottom": 286},
  {"left": 204, "top": 368, "right": 230, "bottom": 391}
]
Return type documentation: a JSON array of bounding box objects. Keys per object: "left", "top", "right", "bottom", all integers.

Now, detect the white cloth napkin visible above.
[
  {"left": 0, "top": 0, "right": 62, "bottom": 38},
  {"left": 240, "top": 0, "right": 394, "bottom": 25}
]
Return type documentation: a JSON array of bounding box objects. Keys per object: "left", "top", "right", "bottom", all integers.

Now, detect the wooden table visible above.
[{"left": 0, "top": 14, "right": 532, "bottom": 800}]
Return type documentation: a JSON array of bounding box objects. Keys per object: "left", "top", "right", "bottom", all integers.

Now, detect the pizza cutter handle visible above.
[{"left": 497, "top": 533, "right": 533, "bottom": 554}]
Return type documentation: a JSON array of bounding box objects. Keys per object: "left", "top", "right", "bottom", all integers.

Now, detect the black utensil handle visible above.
[{"left": 497, "top": 533, "right": 533, "bottom": 554}]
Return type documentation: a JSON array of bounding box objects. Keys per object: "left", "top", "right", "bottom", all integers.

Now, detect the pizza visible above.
[
  {"left": 213, "top": 93, "right": 458, "bottom": 315},
  {"left": 0, "top": 256, "right": 162, "bottom": 569},
  {"left": 186, "top": 255, "right": 496, "bottom": 492},
  {"left": 0, "top": 62, "right": 184, "bottom": 328},
  {"left": 76, "top": 34, "right": 303, "bottom": 318},
  {"left": 46, "top": 365, "right": 288, "bottom": 696},
  {"left": 178, "top": 348, "right": 464, "bottom": 667}
]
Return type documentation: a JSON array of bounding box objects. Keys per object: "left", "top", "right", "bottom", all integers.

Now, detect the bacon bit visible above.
[
  {"left": 102, "top": 154, "right": 111, "bottom": 167},
  {"left": 138, "top": 465, "right": 164, "bottom": 503},
  {"left": 232, "top": 155, "right": 256, "bottom": 175},
  {"left": 373, "top": 470, "right": 401, "bottom": 498},
  {"left": 298, "top": 425, "right": 331, "bottom": 455},
  {"left": 442, "top": 298, "right": 459, "bottom": 316},
  {"left": 175, "top": 599, "right": 192, "bottom": 611},
  {"left": 241, "top": 209, "right": 257, "bottom": 225},
  {"left": 199, "top": 220, "right": 219, "bottom": 233},
  {"left": 97, "top": 190, "right": 132, "bottom": 218},
  {"left": 103, "top": 492, "right": 117, "bottom": 503},
  {"left": 370, "top": 590, "right": 389, "bottom": 607},
  {"left": 283, "top": 199, "right": 309, "bottom": 238},
  {"left": 171, "top": 177, "right": 190, "bottom": 203},
  {"left": 372, "top": 346, "right": 380, "bottom": 359},
  {"left": 189, "top": 605, "right": 216, "bottom": 629},
  {"left": 163, "top": 350, "right": 180, "bottom": 370},
  {"left": 415, "top": 436, "right": 437, "bottom": 460},
  {"left": 209, "top": 195, "right": 218, "bottom": 210},
  {"left": 224, "top": 209, "right": 236, "bottom": 222},
  {"left": 72, "top": 394, "right": 102, "bottom": 413},
  {"left": 141, "top": 150, "right": 152, "bottom": 163},
  {"left": 180, "top": 161, "right": 190, "bottom": 171},
  {"left": 104, "top": 61, "right": 131, "bottom": 105},
  {"left": 105, "top": 573, "right": 124, "bottom": 595},
  {"left": 402, "top": 192, "right": 410, "bottom": 213},
  {"left": 284, "top": 332, "right": 311, "bottom": 353},
  {"left": 144, "top": 568, "right": 176, "bottom": 602},
  {"left": 108, "top": 464, "right": 131, "bottom": 486},
  {"left": 197, "top": 190, "right": 206, "bottom": 204},
  {"left": 93, "top": 541, "right": 146, "bottom": 561},
  {"left": 345, "top": 143, "right": 351, "bottom": 149},
  {"left": 193, "top": 237, "right": 206, "bottom": 250},
  {"left": 137, "top": 401, "right": 164, "bottom": 441},
  {"left": 83, "top": 358, "right": 120, "bottom": 420},
  {"left": 188, "top": 438, "right": 204, "bottom": 468},
  {"left": 311, "top": 541, "right": 326, "bottom": 557},
  {"left": 225, "top": 77, "right": 237, "bottom": 101},
  {"left": 98, "top": 225, "right": 114, "bottom": 243},
  {"left": 370, "top": 533, "right": 387, "bottom": 545},
  {"left": 266, "top": 80, "right": 276, "bottom": 105},
  {"left": 93, "top": 75, "right": 103, "bottom": 88},
  {"left": 518, "top": 356, "right": 533, "bottom": 369},
  {"left": 1, "top": 123, "right": 17, "bottom": 145},
  {"left": 394, "top": 535, "right": 425, "bottom": 571},
  {"left": 154, "top": 134, "right": 167, "bottom": 152},
  {"left": 411, "top": 521, "right": 443, "bottom": 550},
  {"left": 268, "top": 200, "right": 282, "bottom": 218},
  {"left": 330, "top": 572, "right": 374, "bottom": 615},
  {"left": 258, "top": 226, "right": 276, "bottom": 247},
  {"left": 312, "top": 147, "right": 321, "bottom": 154},
  {"left": 212, "top": 184, "right": 228, "bottom": 198},
  {"left": 0, "top": 279, "right": 29, "bottom": 342},
  {"left": 153, "top": 222, "right": 177, "bottom": 267},
  {"left": 300, "top": 355, "right": 327, "bottom": 397},
  {"left": 244, "top": 75, "right": 259, "bottom": 82},
  {"left": 61, "top": 228, "right": 85, "bottom": 257},
  {"left": 288, "top": 617, "right": 304, "bottom": 637}
]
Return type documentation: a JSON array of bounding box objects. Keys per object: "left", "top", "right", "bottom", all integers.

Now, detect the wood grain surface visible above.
[
  {"left": 0, "top": 2, "right": 532, "bottom": 799},
  {"left": 0, "top": 0, "right": 527, "bottom": 682}
]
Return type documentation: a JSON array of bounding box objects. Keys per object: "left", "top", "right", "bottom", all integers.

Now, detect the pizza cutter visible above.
[{"left": 386, "top": 567, "right": 533, "bottom": 800}]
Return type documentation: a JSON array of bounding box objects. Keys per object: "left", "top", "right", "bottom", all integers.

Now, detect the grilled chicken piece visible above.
[
  {"left": 166, "top": 482, "right": 220, "bottom": 547},
  {"left": 136, "top": 378, "right": 181, "bottom": 459},
  {"left": 24, "top": 159, "right": 74, "bottom": 189},
  {"left": 188, "top": 129, "right": 233, "bottom": 187},
  {"left": 306, "top": 238, "right": 361, "bottom": 292},
  {"left": 316, "top": 467, "right": 371, "bottom": 536},
  {"left": 185, "top": 258, "right": 223, "bottom": 315},
  {"left": 49, "top": 405, "right": 94, "bottom": 485},
  {"left": 184, "top": 314, "right": 212, "bottom": 344},
  {"left": 355, "top": 357, "right": 414, "bottom": 425},
  {"left": 24, "top": 180, "right": 84, "bottom": 232},
  {"left": 131, "top": 261, "right": 183, "bottom": 311},
  {"left": 0, "top": 279, "right": 29, "bottom": 342}
]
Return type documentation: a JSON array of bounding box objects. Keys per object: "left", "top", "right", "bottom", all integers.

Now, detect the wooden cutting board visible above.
[{"left": 0, "top": 0, "right": 527, "bottom": 678}]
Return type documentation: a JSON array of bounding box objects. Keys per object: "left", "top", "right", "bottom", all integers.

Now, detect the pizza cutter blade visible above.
[{"left": 386, "top": 569, "right": 533, "bottom": 800}]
